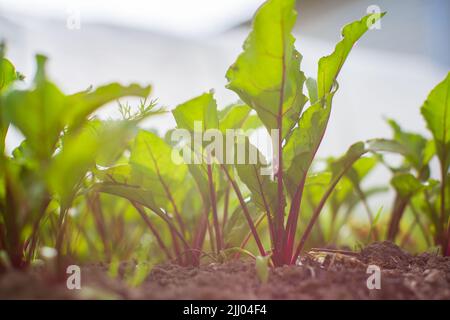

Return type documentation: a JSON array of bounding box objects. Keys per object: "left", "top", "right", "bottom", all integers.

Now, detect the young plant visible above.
[
  {"left": 420, "top": 72, "right": 449, "bottom": 255},
  {"left": 0, "top": 48, "right": 155, "bottom": 270},
  {"left": 223, "top": 0, "right": 385, "bottom": 265},
  {"left": 369, "top": 119, "right": 433, "bottom": 244},
  {"left": 95, "top": 94, "right": 263, "bottom": 266},
  {"left": 323, "top": 155, "right": 385, "bottom": 245},
  {"left": 97, "top": 0, "right": 386, "bottom": 267},
  {"left": 371, "top": 73, "right": 449, "bottom": 255}
]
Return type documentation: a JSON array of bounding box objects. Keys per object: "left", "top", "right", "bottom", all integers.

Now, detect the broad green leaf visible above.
[
  {"left": 224, "top": 202, "right": 260, "bottom": 247},
  {"left": 4, "top": 55, "right": 65, "bottom": 160},
  {"left": 172, "top": 92, "right": 218, "bottom": 132},
  {"left": 47, "top": 120, "right": 137, "bottom": 207},
  {"left": 0, "top": 46, "right": 24, "bottom": 153},
  {"left": 305, "top": 172, "right": 332, "bottom": 187},
  {"left": 352, "top": 156, "right": 377, "bottom": 179},
  {"left": 235, "top": 139, "right": 279, "bottom": 217},
  {"left": 66, "top": 83, "right": 151, "bottom": 130},
  {"left": 241, "top": 114, "right": 263, "bottom": 131},
  {"left": 130, "top": 130, "right": 188, "bottom": 211},
  {"left": 366, "top": 138, "right": 410, "bottom": 155},
  {"left": 305, "top": 77, "right": 318, "bottom": 104},
  {"left": 327, "top": 154, "right": 379, "bottom": 214},
  {"left": 187, "top": 162, "right": 210, "bottom": 207},
  {"left": 46, "top": 123, "right": 98, "bottom": 207},
  {"left": 11, "top": 140, "right": 38, "bottom": 170},
  {"left": 283, "top": 12, "right": 384, "bottom": 197},
  {"left": 391, "top": 173, "right": 424, "bottom": 198},
  {"left": 94, "top": 120, "right": 139, "bottom": 167},
  {"left": 226, "top": 0, "right": 307, "bottom": 138},
  {"left": 94, "top": 165, "right": 165, "bottom": 215},
  {"left": 345, "top": 156, "right": 377, "bottom": 186},
  {"left": 283, "top": 97, "right": 332, "bottom": 197},
  {"left": 0, "top": 59, "right": 22, "bottom": 93},
  {"left": 319, "top": 142, "right": 369, "bottom": 213},
  {"left": 218, "top": 104, "right": 251, "bottom": 132},
  {"left": 386, "top": 119, "right": 429, "bottom": 171},
  {"left": 218, "top": 103, "right": 262, "bottom": 131},
  {"left": 317, "top": 12, "right": 385, "bottom": 98},
  {"left": 3, "top": 55, "right": 151, "bottom": 160},
  {"left": 172, "top": 92, "right": 230, "bottom": 202},
  {"left": 421, "top": 72, "right": 450, "bottom": 171},
  {"left": 330, "top": 142, "right": 368, "bottom": 177}
]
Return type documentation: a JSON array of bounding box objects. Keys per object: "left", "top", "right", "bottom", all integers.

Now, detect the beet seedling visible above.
[
  {"left": 0, "top": 49, "right": 155, "bottom": 270},
  {"left": 420, "top": 73, "right": 450, "bottom": 255},
  {"left": 224, "top": 0, "right": 385, "bottom": 265},
  {"left": 96, "top": 94, "right": 263, "bottom": 266},
  {"left": 97, "top": 0, "right": 386, "bottom": 267},
  {"left": 367, "top": 73, "right": 449, "bottom": 255}
]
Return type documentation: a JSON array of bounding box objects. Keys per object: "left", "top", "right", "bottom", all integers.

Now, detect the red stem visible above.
[
  {"left": 207, "top": 162, "right": 223, "bottom": 252},
  {"left": 220, "top": 164, "right": 266, "bottom": 256},
  {"left": 146, "top": 141, "right": 187, "bottom": 237},
  {"left": 275, "top": 59, "right": 286, "bottom": 262},
  {"left": 222, "top": 186, "right": 230, "bottom": 235},
  {"left": 253, "top": 165, "right": 275, "bottom": 248},
  {"left": 133, "top": 202, "right": 173, "bottom": 260},
  {"left": 282, "top": 176, "right": 306, "bottom": 262},
  {"left": 292, "top": 161, "right": 355, "bottom": 263},
  {"left": 233, "top": 214, "right": 265, "bottom": 259}
]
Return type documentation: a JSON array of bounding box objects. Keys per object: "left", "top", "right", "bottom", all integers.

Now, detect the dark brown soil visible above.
[{"left": 1, "top": 241, "right": 449, "bottom": 299}]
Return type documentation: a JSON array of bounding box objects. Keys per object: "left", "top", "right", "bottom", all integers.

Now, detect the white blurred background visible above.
[{"left": 0, "top": 0, "right": 449, "bottom": 183}]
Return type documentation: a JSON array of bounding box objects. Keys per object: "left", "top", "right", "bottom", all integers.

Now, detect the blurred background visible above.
[{"left": 0, "top": 0, "right": 449, "bottom": 180}]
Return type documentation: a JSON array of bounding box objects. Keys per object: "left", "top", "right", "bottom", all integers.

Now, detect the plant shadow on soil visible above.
[{"left": 1, "top": 242, "right": 449, "bottom": 299}]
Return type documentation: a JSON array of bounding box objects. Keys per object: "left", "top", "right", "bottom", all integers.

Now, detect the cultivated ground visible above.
[{"left": 1, "top": 242, "right": 449, "bottom": 299}]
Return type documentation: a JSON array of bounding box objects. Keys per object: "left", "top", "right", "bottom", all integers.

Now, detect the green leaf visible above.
[
  {"left": 172, "top": 92, "right": 219, "bottom": 132},
  {"left": 235, "top": 139, "right": 279, "bottom": 216},
  {"left": 421, "top": 72, "right": 450, "bottom": 171},
  {"left": 241, "top": 114, "right": 263, "bottom": 131},
  {"left": 330, "top": 142, "right": 368, "bottom": 177},
  {"left": 305, "top": 172, "right": 332, "bottom": 187},
  {"left": 366, "top": 138, "right": 410, "bottom": 155},
  {"left": 0, "top": 45, "right": 24, "bottom": 153},
  {"left": 94, "top": 165, "right": 165, "bottom": 215},
  {"left": 4, "top": 55, "right": 65, "bottom": 160},
  {"left": 224, "top": 201, "right": 260, "bottom": 247},
  {"left": 283, "top": 12, "right": 384, "bottom": 197},
  {"left": 225, "top": 0, "right": 307, "bottom": 138},
  {"left": 317, "top": 12, "right": 385, "bottom": 98},
  {"left": 0, "top": 59, "right": 22, "bottom": 93},
  {"left": 283, "top": 98, "right": 331, "bottom": 197},
  {"left": 66, "top": 83, "right": 151, "bottom": 130},
  {"left": 218, "top": 104, "right": 251, "bottom": 132},
  {"left": 129, "top": 130, "right": 188, "bottom": 210},
  {"left": 343, "top": 156, "right": 377, "bottom": 187},
  {"left": 172, "top": 91, "right": 232, "bottom": 191},
  {"left": 352, "top": 156, "right": 377, "bottom": 180},
  {"left": 391, "top": 173, "right": 424, "bottom": 198},
  {"left": 3, "top": 54, "right": 151, "bottom": 160},
  {"left": 386, "top": 118, "right": 430, "bottom": 171},
  {"left": 305, "top": 77, "right": 318, "bottom": 104},
  {"left": 47, "top": 120, "right": 137, "bottom": 207}
]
